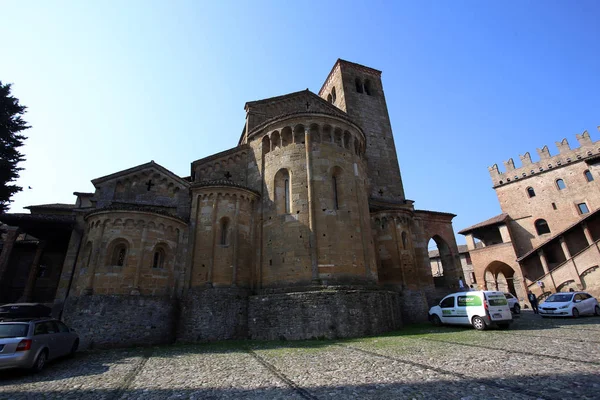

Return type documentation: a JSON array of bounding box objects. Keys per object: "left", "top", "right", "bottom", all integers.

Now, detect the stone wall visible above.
[
  {"left": 62, "top": 295, "right": 176, "bottom": 349},
  {"left": 248, "top": 287, "right": 402, "bottom": 341},
  {"left": 177, "top": 287, "right": 250, "bottom": 342}
]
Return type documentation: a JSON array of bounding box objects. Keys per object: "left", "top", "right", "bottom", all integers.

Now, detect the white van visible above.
[{"left": 428, "top": 291, "right": 513, "bottom": 330}]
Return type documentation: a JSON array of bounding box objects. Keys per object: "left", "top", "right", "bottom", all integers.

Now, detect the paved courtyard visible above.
[{"left": 1, "top": 312, "right": 599, "bottom": 400}]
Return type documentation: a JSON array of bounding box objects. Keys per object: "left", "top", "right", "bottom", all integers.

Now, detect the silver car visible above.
[{"left": 0, "top": 318, "right": 79, "bottom": 372}]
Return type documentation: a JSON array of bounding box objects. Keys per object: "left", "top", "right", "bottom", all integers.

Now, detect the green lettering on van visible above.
[{"left": 457, "top": 295, "right": 482, "bottom": 307}]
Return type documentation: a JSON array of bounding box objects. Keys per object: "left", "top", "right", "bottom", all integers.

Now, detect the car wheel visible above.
[
  {"left": 572, "top": 308, "right": 580, "bottom": 318},
  {"left": 513, "top": 304, "right": 520, "bottom": 314},
  {"left": 497, "top": 323, "right": 510, "bottom": 330},
  {"left": 32, "top": 350, "right": 48, "bottom": 373},
  {"left": 595, "top": 305, "right": 600, "bottom": 316},
  {"left": 70, "top": 339, "right": 79, "bottom": 356},
  {"left": 430, "top": 314, "right": 442, "bottom": 326},
  {"left": 472, "top": 316, "right": 487, "bottom": 331}
]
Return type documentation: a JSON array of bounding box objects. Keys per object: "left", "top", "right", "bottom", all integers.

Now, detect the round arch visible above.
[{"left": 484, "top": 261, "right": 517, "bottom": 295}]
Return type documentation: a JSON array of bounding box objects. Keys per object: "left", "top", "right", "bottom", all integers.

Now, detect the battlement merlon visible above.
[{"left": 488, "top": 129, "right": 600, "bottom": 187}]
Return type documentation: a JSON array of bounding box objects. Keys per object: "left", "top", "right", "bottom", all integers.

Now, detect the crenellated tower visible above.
[{"left": 319, "top": 59, "right": 406, "bottom": 203}]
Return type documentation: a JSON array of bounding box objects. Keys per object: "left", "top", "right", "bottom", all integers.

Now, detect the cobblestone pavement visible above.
[{"left": 1, "top": 312, "right": 599, "bottom": 399}]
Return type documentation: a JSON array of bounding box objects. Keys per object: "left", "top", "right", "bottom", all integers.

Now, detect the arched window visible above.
[
  {"left": 327, "top": 94, "right": 332, "bottom": 103},
  {"left": 333, "top": 176, "right": 339, "bottom": 210},
  {"left": 275, "top": 169, "right": 291, "bottom": 214},
  {"left": 152, "top": 247, "right": 166, "bottom": 269},
  {"left": 534, "top": 219, "right": 551, "bottom": 235},
  {"left": 401, "top": 232, "right": 408, "bottom": 249},
  {"left": 110, "top": 242, "right": 128, "bottom": 267},
  {"left": 220, "top": 217, "right": 230, "bottom": 245},
  {"left": 527, "top": 187, "right": 536, "bottom": 198},
  {"left": 262, "top": 135, "right": 270, "bottom": 155},
  {"left": 364, "top": 80, "right": 372, "bottom": 95},
  {"left": 331, "top": 87, "right": 337, "bottom": 103},
  {"left": 556, "top": 179, "right": 566, "bottom": 190},
  {"left": 584, "top": 170, "right": 594, "bottom": 182},
  {"left": 355, "top": 78, "right": 363, "bottom": 93}
]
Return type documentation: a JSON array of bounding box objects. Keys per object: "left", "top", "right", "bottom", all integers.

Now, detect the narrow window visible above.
[
  {"left": 470, "top": 271, "right": 476, "bottom": 283},
  {"left": 585, "top": 170, "right": 594, "bottom": 182},
  {"left": 401, "top": 232, "right": 407, "bottom": 249},
  {"left": 578, "top": 203, "right": 590, "bottom": 214},
  {"left": 327, "top": 94, "right": 332, "bottom": 103},
  {"left": 527, "top": 187, "right": 536, "bottom": 197},
  {"left": 220, "top": 218, "right": 229, "bottom": 245},
  {"left": 364, "top": 80, "right": 372, "bottom": 95},
  {"left": 284, "top": 179, "right": 290, "bottom": 213},
  {"left": 552, "top": 202, "right": 557, "bottom": 210},
  {"left": 465, "top": 253, "right": 472, "bottom": 265},
  {"left": 153, "top": 248, "right": 165, "bottom": 269},
  {"left": 333, "top": 176, "right": 339, "bottom": 210},
  {"left": 355, "top": 78, "right": 363, "bottom": 93},
  {"left": 556, "top": 179, "right": 566, "bottom": 190},
  {"left": 110, "top": 243, "right": 127, "bottom": 267},
  {"left": 534, "top": 219, "right": 551, "bottom": 235},
  {"left": 331, "top": 87, "right": 337, "bottom": 103}
]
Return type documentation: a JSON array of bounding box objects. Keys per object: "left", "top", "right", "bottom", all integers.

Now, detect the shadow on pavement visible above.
[{"left": 0, "top": 371, "right": 598, "bottom": 400}]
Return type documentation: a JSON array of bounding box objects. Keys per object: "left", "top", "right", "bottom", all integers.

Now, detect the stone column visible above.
[
  {"left": 131, "top": 223, "right": 148, "bottom": 295},
  {"left": 559, "top": 236, "right": 572, "bottom": 259},
  {"left": 207, "top": 194, "right": 219, "bottom": 286},
  {"left": 231, "top": 196, "right": 240, "bottom": 287},
  {"left": 21, "top": 240, "right": 47, "bottom": 301},
  {"left": 84, "top": 222, "right": 107, "bottom": 295},
  {"left": 582, "top": 222, "right": 594, "bottom": 246},
  {"left": 538, "top": 250, "right": 550, "bottom": 275},
  {"left": 0, "top": 226, "right": 20, "bottom": 287},
  {"left": 304, "top": 126, "right": 319, "bottom": 283}
]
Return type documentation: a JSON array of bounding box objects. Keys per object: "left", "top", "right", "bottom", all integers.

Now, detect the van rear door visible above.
[{"left": 485, "top": 292, "right": 512, "bottom": 321}]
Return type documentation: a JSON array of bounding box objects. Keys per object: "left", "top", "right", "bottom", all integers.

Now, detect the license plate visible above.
[{"left": 492, "top": 313, "right": 502, "bottom": 319}]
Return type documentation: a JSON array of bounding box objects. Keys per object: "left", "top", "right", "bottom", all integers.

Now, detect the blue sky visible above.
[{"left": 2, "top": 1, "right": 599, "bottom": 245}]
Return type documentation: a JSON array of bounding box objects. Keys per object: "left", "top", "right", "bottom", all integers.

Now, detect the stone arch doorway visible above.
[
  {"left": 428, "top": 235, "right": 454, "bottom": 288},
  {"left": 484, "top": 261, "right": 517, "bottom": 295}
]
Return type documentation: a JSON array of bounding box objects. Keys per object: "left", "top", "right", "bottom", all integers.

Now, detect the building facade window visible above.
[
  {"left": 220, "top": 217, "right": 230, "bottom": 245},
  {"left": 364, "top": 80, "right": 372, "bottom": 95},
  {"left": 331, "top": 86, "right": 337, "bottom": 103},
  {"left": 534, "top": 219, "right": 551, "bottom": 235},
  {"left": 110, "top": 243, "right": 128, "bottom": 266},
  {"left": 584, "top": 170, "right": 594, "bottom": 182},
  {"left": 556, "top": 179, "right": 566, "bottom": 190},
  {"left": 401, "top": 232, "right": 408, "bottom": 249},
  {"left": 152, "top": 248, "right": 165, "bottom": 269},
  {"left": 355, "top": 78, "right": 363, "bottom": 93},
  {"left": 275, "top": 169, "right": 291, "bottom": 214},
  {"left": 577, "top": 203, "right": 590, "bottom": 214},
  {"left": 333, "top": 176, "right": 339, "bottom": 210},
  {"left": 465, "top": 252, "right": 472, "bottom": 265},
  {"left": 527, "top": 187, "right": 536, "bottom": 197}
]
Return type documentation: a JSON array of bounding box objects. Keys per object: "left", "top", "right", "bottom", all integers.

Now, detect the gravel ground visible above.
[{"left": 1, "top": 311, "right": 599, "bottom": 400}]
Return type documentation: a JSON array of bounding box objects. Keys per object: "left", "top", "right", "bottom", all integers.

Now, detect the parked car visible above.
[
  {"left": 0, "top": 318, "right": 79, "bottom": 372},
  {"left": 428, "top": 290, "right": 513, "bottom": 330},
  {"left": 0, "top": 303, "right": 52, "bottom": 320},
  {"left": 504, "top": 293, "right": 521, "bottom": 314},
  {"left": 539, "top": 292, "right": 600, "bottom": 318}
]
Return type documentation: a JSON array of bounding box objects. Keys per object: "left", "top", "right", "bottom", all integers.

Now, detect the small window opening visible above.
[
  {"left": 355, "top": 78, "right": 363, "bottom": 93},
  {"left": 552, "top": 202, "right": 557, "bottom": 210},
  {"left": 331, "top": 87, "right": 337, "bottom": 103},
  {"left": 333, "top": 176, "right": 339, "bottom": 210},
  {"left": 153, "top": 248, "right": 165, "bottom": 269},
  {"left": 401, "top": 232, "right": 407, "bottom": 249},
  {"left": 527, "top": 187, "right": 536, "bottom": 198},
  {"left": 220, "top": 218, "right": 229, "bottom": 245},
  {"left": 556, "top": 179, "right": 566, "bottom": 190},
  {"left": 578, "top": 203, "right": 590, "bottom": 214},
  {"left": 585, "top": 170, "right": 594, "bottom": 182},
  {"left": 111, "top": 244, "right": 127, "bottom": 267},
  {"left": 364, "top": 80, "right": 372, "bottom": 95},
  {"left": 284, "top": 179, "right": 290, "bottom": 213},
  {"left": 534, "top": 219, "right": 551, "bottom": 235},
  {"left": 327, "top": 94, "right": 332, "bottom": 103}
]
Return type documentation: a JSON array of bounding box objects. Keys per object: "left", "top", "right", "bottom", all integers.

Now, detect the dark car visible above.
[{"left": 0, "top": 303, "right": 52, "bottom": 320}]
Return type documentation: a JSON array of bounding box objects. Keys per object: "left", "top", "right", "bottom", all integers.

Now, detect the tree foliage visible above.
[{"left": 0, "top": 81, "right": 29, "bottom": 214}]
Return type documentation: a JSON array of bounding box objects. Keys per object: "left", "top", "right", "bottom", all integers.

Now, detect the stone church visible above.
[{"left": 0, "top": 59, "right": 461, "bottom": 348}]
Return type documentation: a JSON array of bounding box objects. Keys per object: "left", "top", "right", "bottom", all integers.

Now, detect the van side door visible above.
[
  {"left": 455, "top": 295, "right": 474, "bottom": 325},
  {"left": 439, "top": 295, "right": 457, "bottom": 325}
]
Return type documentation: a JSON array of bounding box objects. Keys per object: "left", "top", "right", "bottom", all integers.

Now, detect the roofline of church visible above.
[
  {"left": 318, "top": 59, "right": 382, "bottom": 96},
  {"left": 91, "top": 160, "right": 189, "bottom": 187}
]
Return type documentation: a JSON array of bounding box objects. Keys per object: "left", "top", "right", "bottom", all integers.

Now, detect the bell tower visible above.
[{"left": 319, "top": 59, "right": 406, "bottom": 203}]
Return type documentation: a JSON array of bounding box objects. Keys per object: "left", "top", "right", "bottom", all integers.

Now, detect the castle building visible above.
[
  {"left": 0, "top": 60, "right": 461, "bottom": 348},
  {"left": 460, "top": 130, "right": 600, "bottom": 303}
]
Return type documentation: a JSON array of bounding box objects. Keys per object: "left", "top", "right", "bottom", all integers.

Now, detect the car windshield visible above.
[
  {"left": 0, "top": 323, "right": 29, "bottom": 338},
  {"left": 546, "top": 294, "right": 573, "bottom": 302}
]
